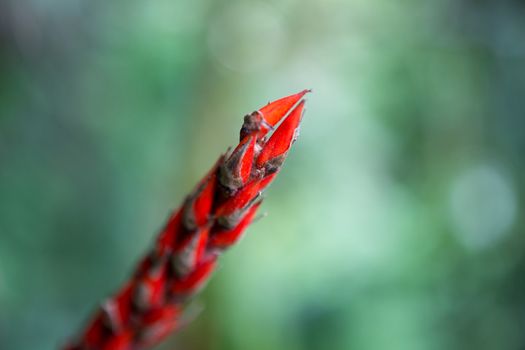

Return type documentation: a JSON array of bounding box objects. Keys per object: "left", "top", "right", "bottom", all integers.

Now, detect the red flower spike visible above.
[
  {"left": 171, "top": 257, "right": 217, "bottom": 297},
  {"left": 257, "top": 100, "right": 305, "bottom": 172},
  {"left": 65, "top": 91, "right": 310, "bottom": 350},
  {"left": 210, "top": 201, "right": 261, "bottom": 250}
]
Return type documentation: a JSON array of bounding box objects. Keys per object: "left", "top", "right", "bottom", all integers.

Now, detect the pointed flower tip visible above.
[
  {"left": 278, "top": 99, "right": 306, "bottom": 132},
  {"left": 257, "top": 89, "right": 311, "bottom": 129}
]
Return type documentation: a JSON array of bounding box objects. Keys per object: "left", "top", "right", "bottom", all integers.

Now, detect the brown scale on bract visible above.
[
  {"left": 218, "top": 136, "right": 256, "bottom": 196},
  {"left": 240, "top": 111, "right": 270, "bottom": 141},
  {"left": 171, "top": 225, "right": 210, "bottom": 282},
  {"left": 64, "top": 89, "right": 310, "bottom": 350}
]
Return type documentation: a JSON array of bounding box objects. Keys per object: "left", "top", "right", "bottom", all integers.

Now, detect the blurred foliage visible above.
[{"left": 1, "top": 0, "right": 524, "bottom": 349}]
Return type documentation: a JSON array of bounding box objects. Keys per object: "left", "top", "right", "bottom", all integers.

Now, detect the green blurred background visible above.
[{"left": 1, "top": 0, "right": 524, "bottom": 349}]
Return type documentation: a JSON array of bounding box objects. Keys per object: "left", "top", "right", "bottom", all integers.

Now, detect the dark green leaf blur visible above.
[{"left": 1, "top": 0, "right": 524, "bottom": 349}]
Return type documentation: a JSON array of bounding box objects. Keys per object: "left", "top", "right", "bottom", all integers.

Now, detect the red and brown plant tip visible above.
[{"left": 64, "top": 90, "right": 310, "bottom": 350}]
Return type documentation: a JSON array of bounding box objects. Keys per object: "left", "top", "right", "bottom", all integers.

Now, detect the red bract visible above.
[
  {"left": 171, "top": 257, "right": 217, "bottom": 296},
  {"left": 219, "top": 136, "right": 256, "bottom": 194},
  {"left": 210, "top": 201, "right": 261, "bottom": 250},
  {"left": 102, "top": 283, "right": 134, "bottom": 331},
  {"left": 64, "top": 90, "right": 310, "bottom": 350},
  {"left": 240, "top": 89, "right": 310, "bottom": 140},
  {"left": 257, "top": 100, "right": 305, "bottom": 171},
  {"left": 256, "top": 89, "right": 309, "bottom": 135}
]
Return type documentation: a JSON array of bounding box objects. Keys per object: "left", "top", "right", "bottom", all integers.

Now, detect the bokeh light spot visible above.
[{"left": 449, "top": 164, "right": 517, "bottom": 250}]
